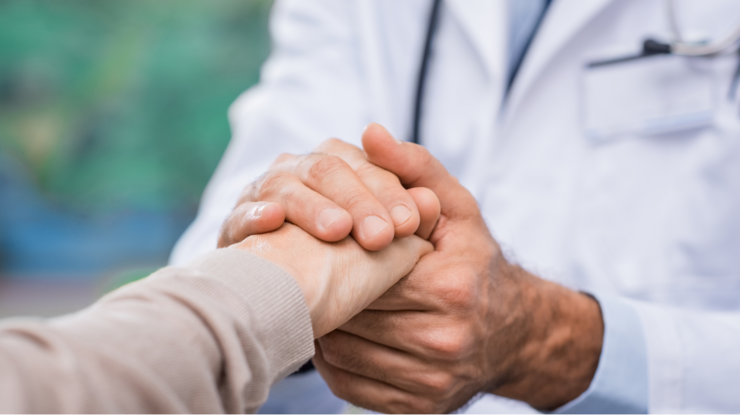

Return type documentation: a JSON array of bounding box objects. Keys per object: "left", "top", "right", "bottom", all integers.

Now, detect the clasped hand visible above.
[{"left": 226, "top": 124, "right": 604, "bottom": 413}]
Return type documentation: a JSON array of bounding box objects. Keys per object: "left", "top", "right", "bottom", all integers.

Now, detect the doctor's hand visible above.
[
  {"left": 218, "top": 136, "right": 438, "bottom": 251},
  {"left": 311, "top": 125, "right": 605, "bottom": 413},
  {"left": 233, "top": 222, "right": 434, "bottom": 339}
]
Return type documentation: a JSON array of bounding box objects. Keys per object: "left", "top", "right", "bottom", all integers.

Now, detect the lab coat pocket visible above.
[{"left": 581, "top": 54, "right": 718, "bottom": 142}]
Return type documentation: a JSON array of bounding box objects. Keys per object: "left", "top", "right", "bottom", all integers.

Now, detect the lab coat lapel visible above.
[
  {"left": 505, "top": 0, "right": 614, "bottom": 119},
  {"left": 444, "top": 0, "right": 507, "bottom": 84}
]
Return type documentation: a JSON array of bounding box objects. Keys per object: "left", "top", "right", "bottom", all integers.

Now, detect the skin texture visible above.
[
  {"left": 222, "top": 124, "right": 604, "bottom": 412},
  {"left": 219, "top": 138, "right": 432, "bottom": 251},
  {"left": 234, "top": 223, "right": 434, "bottom": 339},
  {"left": 232, "top": 182, "right": 440, "bottom": 338}
]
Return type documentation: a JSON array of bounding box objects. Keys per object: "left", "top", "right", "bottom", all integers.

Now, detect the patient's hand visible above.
[
  {"left": 234, "top": 223, "right": 433, "bottom": 338},
  {"left": 218, "top": 136, "right": 440, "bottom": 250},
  {"left": 223, "top": 133, "right": 442, "bottom": 338}
]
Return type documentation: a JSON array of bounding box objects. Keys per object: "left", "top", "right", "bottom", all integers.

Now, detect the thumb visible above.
[
  {"left": 320, "top": 234, "right": 433, "bottom": 337},
  {"left": 407, "top": 187, "right": 440, "bottom": 239},
  {"left": 362, "top": 123, "right": 479, "bottom": 218},
  {"left": 369, "top": 235, "right": 434, "bottom": 294}
]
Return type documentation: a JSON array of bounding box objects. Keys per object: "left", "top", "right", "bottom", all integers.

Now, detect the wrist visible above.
[
  {"left": 233, "top": 236, "right": 323, "bottom": 336},
  {"left": 490, "top": 266, "right": 604, "bottom": 410}
]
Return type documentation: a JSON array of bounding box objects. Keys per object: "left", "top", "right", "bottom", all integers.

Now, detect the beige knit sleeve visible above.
[{"left": 0, "top": 248, "right": 315, "bottom": 413}]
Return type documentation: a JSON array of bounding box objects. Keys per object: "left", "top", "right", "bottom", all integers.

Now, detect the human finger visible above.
[
  {"left": 314, "top": 138, "right": 421, "bottom": 238},
  {"left": 337, "top": 310, "right": 438, "bottom": 356},
  {"left": 319, "top": 330, "right": 452, "bottom": 395},
  {"left": 233, "top": 222, "right": 432, "bottom": 337},
  {"left": 285, "top": 152, "right": 397, "bottom": 251},
  {"left": 312, "top": 234, "right": 434, "bottom": 337},
  {"left": 406, "top": 187, "right": 440, "bottom": 239},
  {"left": 362, "top": 123, "right": 480, "bottom": 220},
  {"left": 244, "top": 171, "right": 354, "bottom": 242},
  {"left": 363, "top": 248, "right": 449, "bottom": 311},
  {"left": 217, "top": 201, "right": 285, "bottom": 247},
  {"left": 312, "top": 342, "right": 436, "bottom": 414}
]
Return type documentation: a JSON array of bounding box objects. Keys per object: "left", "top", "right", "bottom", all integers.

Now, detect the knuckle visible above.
[
  {"left": 422, "top": 327, "right": 470, "bottom": 360},
  {"left": 255, "top": 170, "right": 294, "bottom": 199},
  {"left": 353, "top": 311, "right": 399, "bottom": 335},
  {"left": 422, "top": 372, "right": 455, "bottom": 396},
  {"left": 319, "top": 336, "right": 369, "bottom": 373},
  {"left": 412, "top": 147, "right": 435, "bottom": 178},
  {"left": 342, "top": 187, "right": 373, "bottom": 212},
  {"left": 273, "top": 152, "right": 294, "bottom": 165},
  {"left": 353, "top": 158, "right": 382, "bottom": 177},
  {"left": 356, "top": 163, "right": 402, "bottom": 191},
  {"left": 269, "top": 152, "right": 296, "bottom": 169},
  {"left": 305, "top": 154, "right": 349, "bottom": 183},
  {"left": 237, "top": 180, "right": 259, "bottom": 204},
  {"left": 425, "top": 269, "right": 478, "bottom": 312},
  {"left": 319, "top": 137, "right": 345, "bottom": 149},
  {"left": 419, "top": 147, "right": 434, "bottom": 168},
  {"left": 315, "top": 137, "right": 361, "bottom": 155},
  {"left": 438, "top": 279, "right": 478, "bottom": 310}
]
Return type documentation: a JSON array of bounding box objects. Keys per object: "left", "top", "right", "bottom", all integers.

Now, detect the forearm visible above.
[
  {"left": 489, "top": 263, "right": 604, "bottom": 410},
  {"left": 0, "top": 249, "right": 314, "bottom": 413}
]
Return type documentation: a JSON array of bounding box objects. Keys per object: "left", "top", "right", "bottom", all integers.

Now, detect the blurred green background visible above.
[{"left": 0, "top": 0, "right": 273, "bottom": 315}]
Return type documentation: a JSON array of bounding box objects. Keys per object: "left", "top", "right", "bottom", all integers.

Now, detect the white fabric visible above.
[
  {"left": 555, "top": 293, "right": 648, "bottom": 413},
  {"left": 171, "top": 0, "right": 740, "bottom": 412}
]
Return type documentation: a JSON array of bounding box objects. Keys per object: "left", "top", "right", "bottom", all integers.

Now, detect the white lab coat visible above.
[{"left": 171, "top": 0, "right": 740, "bottom": 412}]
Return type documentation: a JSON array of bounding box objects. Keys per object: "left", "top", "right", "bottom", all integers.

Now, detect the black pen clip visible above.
[{"left": 587, "top": 39, "right": 672, "bottom": 68}]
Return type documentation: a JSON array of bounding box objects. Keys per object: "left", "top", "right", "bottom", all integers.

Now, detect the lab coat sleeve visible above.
[
  {"left": 634, "top": 297, "right": 740, "bottom": 412},
  {"left": 169, "top": 0, "right": 370, "bottom": 413},
  {"left": 554, "top": 293, "right": 648, "bottom": 414},
  {"left": 169, "top": 0, "right": 370, "bottom": 266},
  {"left": 556, "top": 292, "right": 740, "bottom": 413}
]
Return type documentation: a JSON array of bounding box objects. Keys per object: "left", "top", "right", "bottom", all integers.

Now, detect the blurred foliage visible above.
[{"left": 0, "top": 0, "right": 272, "bottom": 214}]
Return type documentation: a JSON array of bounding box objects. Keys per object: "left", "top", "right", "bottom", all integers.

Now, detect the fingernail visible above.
[
  {"left": 317, "top": 208, "right": 344, "bottom": 231},
  {"left": 390, "top": 205, "right": 412, "bottom": 226},
  {"left": 253, "top": 203, "right": 268, "bottom": 218},
  {"left": 361, "top": 215, "right": 389, "bottom": 239}
]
